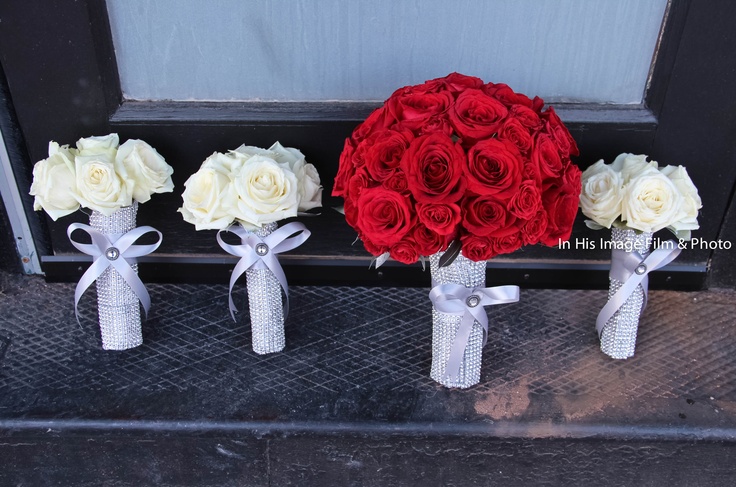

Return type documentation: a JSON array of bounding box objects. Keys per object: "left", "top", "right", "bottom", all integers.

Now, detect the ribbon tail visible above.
[
  {"left": 640, "top": 244, "right": 681, "bottom": 312},
  {"left": 228, "top": 255, "right": 258, "bottom": 321},
  {"left": 467, "top": 306, "right": 491, "bottom": 347},
  {"left": 596, "top": 244, "right": 681, "bottom": 338},
  {"left": 596, "top": 272, "right": 647, "bottom": 338},
  {"left": 261, "top": 252, "right": 290, "bottom": 318},
  {"left": 110, "top": 259, "right": 152, "bottom": 319},
  {"left": 444, "top": 311, "right": 478, "bottom": 383},
  {"left": 640, "top": 274, "right": 650, "bottom": 312},
  {"left": 73, "top": 257, "right": 111, "bottom": 326}
]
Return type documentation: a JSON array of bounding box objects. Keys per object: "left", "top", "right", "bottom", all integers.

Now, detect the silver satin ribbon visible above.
[
  {"left": 67, "top": 223, "right": 162, "bottom": 324},
  {"left": 429, "top": 283, "right": 519, "bottom": 382},
  {"left": 596, "top": 241, "right": 681, "bottom": 338},
  {"left": 217, "top": 222, "right": 311, "bottom": 321}
]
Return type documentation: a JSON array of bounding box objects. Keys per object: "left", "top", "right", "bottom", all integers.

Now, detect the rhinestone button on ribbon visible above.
[
  {"left": 255, "top": 243, "right": 269, "bottom": 256},
  {"left": 635, "top": 264, "right": 647, "bottom": 275},
  {"left": 105, "top": 247, "right": 120, "bottom": 261},
  {"left": 466, "top": 295, "right": 481, "bottom": 308}
]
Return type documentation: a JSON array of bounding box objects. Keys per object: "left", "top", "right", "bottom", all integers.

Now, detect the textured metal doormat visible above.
[{"left": 0, "top": 272, "right": 734, "bottom": 422}]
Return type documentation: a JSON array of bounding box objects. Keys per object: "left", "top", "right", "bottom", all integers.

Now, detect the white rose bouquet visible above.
[
  {"left": 179, "top": 142, "right": 322, "bottom": 231},
  {"left": 180, "top": 142, "right": 320, "bottom": 355},
  {"left": 580, "top": 153, "right": 701, "bottom": 240},
  {"left": 580, "top": 153, "right": 702, "bottom": 360},
  {"left": 30, "top": 133, "right": 174, "bottom": 219},
  {"left": 28, "top": 133, "right": 172, "bottom": 351}
]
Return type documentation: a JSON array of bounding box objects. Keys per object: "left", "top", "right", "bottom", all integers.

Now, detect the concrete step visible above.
[{"left": 0, "top": 272, "right": 734, "bottom": 486}]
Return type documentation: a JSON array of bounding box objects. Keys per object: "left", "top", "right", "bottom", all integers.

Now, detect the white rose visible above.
[
  {"left": 579, "top": 159, "right": 623, "bottom": 228},
  {"left": 232, "top": 144, "right": 277, "bottom": 161},
  {"left": 116, "top": 139, "right": 174, "bottom": 203},
  {"left": 202, "top": 151, "right": 247, "bottom": 175},
  {"left": 74, "top": 152, "right": 134, "bottom": 216},
  {"left": 230, "top": 155, "right": 299, "bottom": 226},
  {"left": 76, "top": 133, "right": 119, "bottom": 157},
  {"left": 611, "top": 153, "right": 658, "bottom": 183},
  {"left": 267, "top": 142, "right": 322, "bottom": 211},
  {"left": 621, "top": 167, "right": 685, "bottom": 233},
  {"left": 267, "top": 142, "right": 304, "bottom": 166},
  {"left": 660, "top": 165, "right": 701, "bottom": 235},
  {"left": 29, "top": 142, "right": 80, "bottom": 220},
  {"left": 178, "top": 168, "right": 235, "bottom": 230},
  {"left": 291, "top": 159, "right": 322, "bottom": 212}
]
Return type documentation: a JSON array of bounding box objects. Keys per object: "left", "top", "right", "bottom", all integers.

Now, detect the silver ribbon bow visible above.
[
  {"left": 596, "top": 241, "right": 682, "bottom": 338},
  {"left": 217, "top": 222, "right": 311, "bottom": 321},
  {"left": 429, "top": 283, "right": 520, "bottom": 382},
  {"left": 67, "top": 223, "right": 163, "bottom": 324}
]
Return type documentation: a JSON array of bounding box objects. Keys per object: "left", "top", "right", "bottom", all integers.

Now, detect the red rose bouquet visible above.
[
  {"left": 333, "top": 73, "right": 581, "bottom": 265},
  {"left": 333, "top": 73, "right": 582, "bottom": 389}
]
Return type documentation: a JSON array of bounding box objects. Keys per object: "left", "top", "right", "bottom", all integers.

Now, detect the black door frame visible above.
[{"left": 0, "top": 0, "right": 734, "bottom": 288}]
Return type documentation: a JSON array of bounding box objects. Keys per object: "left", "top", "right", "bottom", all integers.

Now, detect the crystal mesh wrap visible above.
[
  {"left": 600, "top": 228, "right": 653, "bottom": 359},
  {"left": 429, "top": 251, "right": 487, "bottom": 388},
  {"left": 89, "top": 203, "right": 142, "bottom": 351},
  {"left": 244, "top": 222, "right": 285, "bottom": 354}
]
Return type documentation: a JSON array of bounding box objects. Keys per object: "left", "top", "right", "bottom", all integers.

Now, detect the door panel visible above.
[{"left": 1, "top": 0, "right": 733, "bottom": 288}]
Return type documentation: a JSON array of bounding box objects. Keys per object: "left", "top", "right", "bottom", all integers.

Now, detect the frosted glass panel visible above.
[{"left": 107, "top": 0, "right": 668, "bottom": 104}]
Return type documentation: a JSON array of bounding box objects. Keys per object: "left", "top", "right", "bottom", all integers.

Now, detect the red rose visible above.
[
  {"left": 540, "top": 181, "right": 579, "bottom": 247},
  {"left": 401, "top": 132, "right": 466, "bottom": 203},
  {"left": 361, "top": 234, "right": 388, "bottom": 257},
  {"left": 382, "top": 169, "right": 409, "bottom": 193},
  {"left": 466, "top": 138, "right": 523, "bottom": 200},
  {"left": 344, "top": 197, "right": 359, "bottom": 229},
  {"left": 542, "top": 106, "right": 579, "bottom": 157},
  {"left": 563, "top": 160, "right": 582, "bottom": 188},
  {"left": 531, "top": 96, "right": 545, "bottom": 112},
  {"left": 489, "top": 232, "right": 522, "bottom": 256},
  {"left": 442, "top": 72, "right": 484, "bottom": 92},
  {"left": 462, "top": 194, "right": 518, "bottom": 237},
  {"left": 509, "top": 179, "right": 542, "bottom": 220},
  {"left": 460, "top": 233, "right": 497, "bottom": 262},
  {"left": 363, "top": 129, "right": 413, "bottom": 182},
  {"left": 356, "top": 187, "right": 415, "bottom": 247},
  {"left": 417, "top": 202, "right": 461, "bottom": 236},
  {"left": 520, "top": 210, "right": 548, "bottom": 245},
  {"left": 414, "top": 79, "right": 447, "bottom": 94},
  {"left": 498, "top": 117, "right": 533, "bottom": 154},
  {"left": 398, "top": 78, "right": 449, "bottom": 95},
  {"left": 390, "top": 237, "right": 421, "bottom": 264},
  {"left": 333, "top": 138, "right": 356, "bottom": 198},
  {"left": 353, "top": 107, "right": 391, "bottom": 142},
  {"left": 413, "top": 223, "right": 450, "bottom": 256},
  {"left": 483, "top": 82, "right": 534, "bottom": 109},
  {"left": 348, "top": 167, "right": 376, "bottom": 200},
  {"left": 420, "top": 115, "right": 454, "bottom": 137},
  {"left": 510, "top": 104, "right": 542, "bottom": 130},
  {"left": 533, "top": 133, "right": 563, "bottom": 181},
  {"left": 449, "top": 89, "right": 508, "bottom": 141},
  {"left": 386, "top": 89, "right": 453, "bottom": 132},
  {"left": 523, "top": 155, "right": 542, "bottom": 184}
]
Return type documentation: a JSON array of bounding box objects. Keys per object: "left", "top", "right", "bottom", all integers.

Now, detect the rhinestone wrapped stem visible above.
[
  {"left": 429, "top": 251, "right": 487, "bottom": 388},
  {"left": 244, "top": 222, "right": 285, "bottom": 354},
  {"left": 600, "top": 228, "right": 653, "bottom": 359},
  {"left": 89, "top": 203, "right": 142, "bottom": 351}
]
